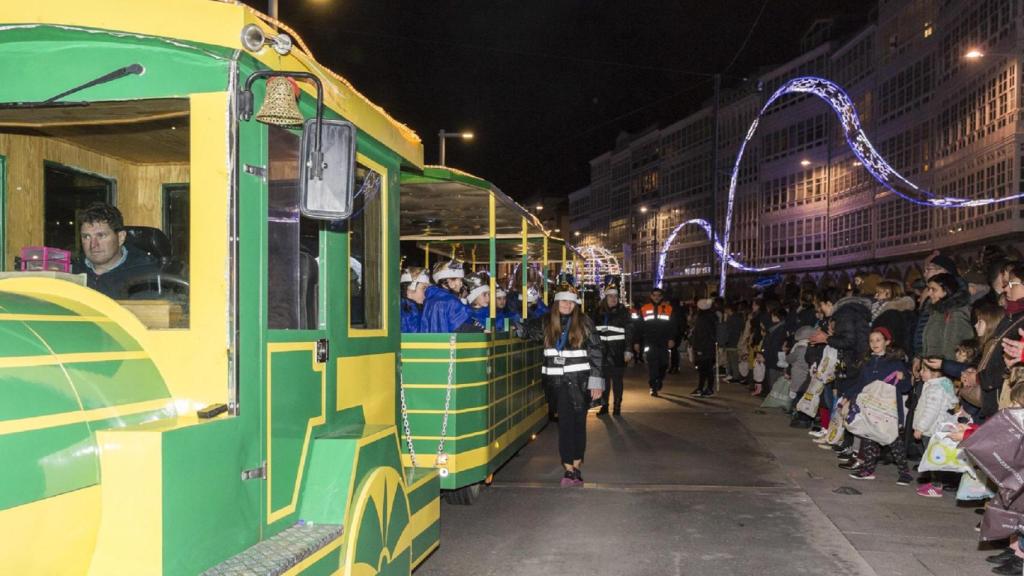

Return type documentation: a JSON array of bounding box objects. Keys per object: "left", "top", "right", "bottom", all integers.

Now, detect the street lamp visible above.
[
  {"left": 800, "top": 159, "right": 812, "bottom": 167},
  {"left": 964, "top": 48, "right": 985, "bottom": 60},
  {"left": 438, "top": 130, "right": 474, "bottom": 166},
  {"left": 639, "top": 206, "right": 649, "bottom": 214},
  {"left": 535, "top": 204, "right": 544, "bottom": 212}
]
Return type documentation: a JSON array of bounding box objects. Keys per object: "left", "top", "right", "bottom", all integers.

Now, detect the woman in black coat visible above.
[
  {"left": 529, "top": 285, "right": 605, "bottom": 486},
  {"left": 690, "top": 298, "right": 719, "bottom": 396}
]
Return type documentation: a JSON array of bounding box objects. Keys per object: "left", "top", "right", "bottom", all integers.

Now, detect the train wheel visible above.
[
  {"left": 443, "top": 482, "right": 482, "bottom": 505},
  {"left": 342, "top": 467, "right": 412, "bottom": 576}
]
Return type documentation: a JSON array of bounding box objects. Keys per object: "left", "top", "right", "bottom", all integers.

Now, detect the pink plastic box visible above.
[{"left": 19, "top": 246, "right": 72, "bottom": 272}]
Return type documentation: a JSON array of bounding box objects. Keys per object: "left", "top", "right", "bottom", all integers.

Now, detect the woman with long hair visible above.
[{"left": 530, "top": 284, "right": 605, "bottom": 486}]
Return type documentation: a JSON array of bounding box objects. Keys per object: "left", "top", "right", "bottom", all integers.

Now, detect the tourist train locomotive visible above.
[{"left": 0, "top": 2, "right": 574, "bottom": 574}]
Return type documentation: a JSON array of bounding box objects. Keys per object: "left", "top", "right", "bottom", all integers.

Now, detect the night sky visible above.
[{"left": 255, "top": 1, "right": 873, "bottom": 201}]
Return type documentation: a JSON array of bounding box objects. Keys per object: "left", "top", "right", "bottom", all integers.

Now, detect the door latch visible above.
[
  {"left": 316, "top": 338, "right": 329, "bottom": 364},
  {"left": 241, "top": 461, "right": 266, "bottom": 481}
]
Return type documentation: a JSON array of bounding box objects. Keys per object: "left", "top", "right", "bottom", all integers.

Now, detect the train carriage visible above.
[
  {"left": 397, "top": 167, "right": 577, "bottom": 503},
  {"left": 0, "top": 1, "right": 439, "bottom": 574}
]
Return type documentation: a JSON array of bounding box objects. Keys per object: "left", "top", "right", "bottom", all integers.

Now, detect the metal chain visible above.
[
  {"left": 397, "top": 351, "right": 417, "bottom": 468},
  {"left": 435, "top": 334, "right": 456, "bottom": 476}
]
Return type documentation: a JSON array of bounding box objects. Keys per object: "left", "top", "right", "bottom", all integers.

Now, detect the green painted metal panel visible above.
[
  {"left": 0, "top": 422, "right": 96, "bottom": 510},
  {"left": 0, "top": 291, "right": 77, "bottom": 316},
  {"left": 297, "top": 438, "right": 358, "bottom": 525},
  {"left": 297, "top": 550, "right": 341, "bottom": 576},
  {"left": 268, "top": 349, "right": 324, "bottom": 516},
  {"left": 0, "top": 27, "right": 229, "bottom": 104},
  {"left": 412, "top": 520, "right": 439, "bottom": 560},
  {"left": 26, "top": 320, "right": 143, "bottom": 354},
  {"left": 160, "top": 419, "right": 261, "bottom": 576},
  {"left": 0, "top": 320, "right": 54, "bottom": 358},
  {"left": 0, "top": 365, "right": 80, "bottom": 421},
  {"left": 0, "top": 155, "right": 5, "bottom": 272},
  {"left": 64, "top": 358, "right": 169, "bottom": 410}
]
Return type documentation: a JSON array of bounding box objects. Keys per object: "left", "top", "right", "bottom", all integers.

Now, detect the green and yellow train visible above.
[{"left": 0, "top": 2, "right": 575, "bottom": 574}]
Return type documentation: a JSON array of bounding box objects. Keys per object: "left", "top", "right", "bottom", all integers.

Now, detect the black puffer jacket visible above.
[
  {"left": 528, "top": 313, "right": 605, "bottom": 412},
  {"left": 827, "top": 296, "right": 872, "bottom": 389},
  {"left": 690, "top": 308, "right": 718, "bottom": 359},
  {"left": 592, "top": 304, "right": 634, "bottom": 368},
  {"left": 871, "top": 296, "right": 917, "bottom": 356}
]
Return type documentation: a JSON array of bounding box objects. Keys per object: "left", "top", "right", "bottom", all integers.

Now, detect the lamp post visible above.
[{"left": 438, "top": 130, "right": 474, "bottom": 166}]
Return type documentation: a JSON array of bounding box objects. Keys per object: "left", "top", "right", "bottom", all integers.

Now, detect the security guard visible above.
[{"left": 633, "top": 287, "right": 677, "bottom": 396}]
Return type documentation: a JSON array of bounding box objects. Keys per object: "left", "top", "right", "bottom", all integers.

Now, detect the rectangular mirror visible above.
[{"left": 299, "top": 118, "right": 356, "bottom": 220}]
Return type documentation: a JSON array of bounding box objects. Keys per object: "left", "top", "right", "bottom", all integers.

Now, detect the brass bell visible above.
[{"left": 256, "top": 76, "right": 304, "bottom": 126}]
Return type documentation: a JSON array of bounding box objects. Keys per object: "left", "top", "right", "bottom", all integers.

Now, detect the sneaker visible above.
[
  {"left": 986, "top": 549, "right": 1014, "bottom": 564},
  {"left": 849, "top": 470, "right": 875, "bottom": 480},
  {"left": 560, "top": 470, "right": 576, "bottom": 487},
  {"left": 839, "top": 459, "right": 862, "bottom": 471},
  {"left": 813, "top": 435, "right": 831, "bottom": 444},
  {"left": 818, "top": 442, "right": 836, "bottom": 449},
  {"left": 808, "top": 427, "right": 826, "bottom": 437},
  {"left": 992, "top": 557, "right": 1023, "bottom": 575},
  {"left": 650, "top": 389, "right": 659, "bottom": 397},
  {"left": 896, "top": 472, "right": 913, "bottom": 486},
  {"left": 750, "top": 384, "right": 762, "bottom": 396},
  {"left": 612, "top": 406, "right": 621, "bottom": 416},
  {"left": 702, "top": 389, "right": 715, "bottom": 397},
  {"left": 690, "top": 388, "right": 703, "bottom": 396},
  {"left": 915, "top": 483, "right": 942, "bottom": 498},
  {"left": 836, "top": 448, "right": 854, "bottom": 459},
  {"left": 596, "top": 405, "right": 609, "bottom": 415},
  {"left": 572, "top": 468, "right": 584, "bottom": 487}
]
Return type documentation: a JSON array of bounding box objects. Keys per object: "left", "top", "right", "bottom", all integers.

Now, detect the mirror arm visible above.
[{"left": 239, "top": 70, "right": 325, "bottom": 178}]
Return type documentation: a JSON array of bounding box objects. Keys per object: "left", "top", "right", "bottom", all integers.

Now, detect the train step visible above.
[{"left": 200, "top": 522, "right": 342, "bottom": 576}]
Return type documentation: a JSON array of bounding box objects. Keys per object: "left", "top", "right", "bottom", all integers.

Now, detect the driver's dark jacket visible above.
[{"left": 73, "top": 246, "right": 160, "bottom": 300}]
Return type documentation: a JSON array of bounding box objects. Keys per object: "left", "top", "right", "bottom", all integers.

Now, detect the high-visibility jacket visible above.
[
  {"left": 592, "top": 304, "right": 633, "bottom": 368},
  {"left": 638, "top": 301, "right": 677, "bottom": 346}
]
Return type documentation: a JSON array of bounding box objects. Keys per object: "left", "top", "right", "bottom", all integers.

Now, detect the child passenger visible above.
[{"left": 845, "top": 327, "right": 913, "bottom": 484}]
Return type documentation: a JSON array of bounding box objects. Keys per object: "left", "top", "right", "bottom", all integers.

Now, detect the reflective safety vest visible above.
[
  {"left": 540, "top": 348, "right": 591, "bottom": 376},
  {"left": 639, "top": 302, "right": 673, "bottom": 322},
  {"left": 594, "top": 324, "right": 626, "bottom": 342}
]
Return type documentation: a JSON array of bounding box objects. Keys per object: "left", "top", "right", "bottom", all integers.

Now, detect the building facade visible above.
[{"left": 568, "top": 0, "right": 1024, "bottom": 299}]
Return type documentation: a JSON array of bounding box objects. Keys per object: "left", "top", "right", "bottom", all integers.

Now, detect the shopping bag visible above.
[
  {"left": 795, "top": 385, "right": 821, "bottom": 417},
  {"left": 919, "top": 423, "right": 973, "bottom": 474},
  {"left": 752, "top": 359, "right": 766, "bottom": 384},
  {"left": 961, "top": 408, "right": 1024, "bottom": 497},
  {"left": 761, "top": 375, "right": 792, "bottom": 409},
  {"left": 957, "top": 468, "right": 995, "bottom": 501},
  {"left": 846, "top": 376, "right": 899, "bottom": 445},
  {"left": 738, "top": 359, "right": 750, "bottom": 378},
  {"left": 826, "top": 401, "right": 847, "bottom": 446}
]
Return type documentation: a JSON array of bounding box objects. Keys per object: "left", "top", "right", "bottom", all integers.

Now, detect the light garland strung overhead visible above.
[{"left": 652, "top": 76, "right": 1024, "bottom": 294}]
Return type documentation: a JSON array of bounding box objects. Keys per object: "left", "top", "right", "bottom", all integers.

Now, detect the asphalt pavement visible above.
[{"left": 414, "top": 365, "right": 991, "bottom": 576}]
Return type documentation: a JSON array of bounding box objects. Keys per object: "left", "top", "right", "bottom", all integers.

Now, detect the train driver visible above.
[{"left": 71, "top": 202, "right": 160, "bottom": 300}]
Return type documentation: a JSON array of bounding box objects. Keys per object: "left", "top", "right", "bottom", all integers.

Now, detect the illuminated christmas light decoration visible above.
[
  {"left": 654, "top": 218, "right": 777, "bottom": 288},
  {"left": 650, "top": 76, "right": 1024, "bottom": 295}
]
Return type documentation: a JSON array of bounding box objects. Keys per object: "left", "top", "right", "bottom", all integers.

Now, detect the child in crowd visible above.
[
  {"left": 846, "top": 327, "right": 913, "bottom": 483},
  {"left": 751, "top": 351, "right": 767, "bottom": 396},
  {"left": 912, "top": 359, "right": 959, "bottom": 497},
  {"left": 955, "top": 339, "right": 979, "bottom": 365}
]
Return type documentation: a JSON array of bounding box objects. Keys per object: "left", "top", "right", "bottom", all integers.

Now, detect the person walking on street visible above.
[
  {"left": 690, "top": 298, "right": 719, "bottom": 396},
  {"left": 527, "top": 283, "right": 605, "bottom": 487},
  {"left": 592, "top": 280, "right": 633, "bottom": 415},
  {"left": 634, "top": 287, "right": 677, "bottom": 397}
]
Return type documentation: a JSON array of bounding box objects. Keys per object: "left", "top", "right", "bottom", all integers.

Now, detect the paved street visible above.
[{"left": 416, "top": 366, "right": 989, "bottom": 576}]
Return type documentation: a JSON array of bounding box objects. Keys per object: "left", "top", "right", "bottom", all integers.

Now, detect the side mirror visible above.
[{"left": 299, "top": 118, "right": 356, "bottom": 220}]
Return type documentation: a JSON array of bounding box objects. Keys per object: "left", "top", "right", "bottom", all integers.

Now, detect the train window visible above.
[
  {"left": 162, "top": 183, "right": 189, "bottom": 281},
  {"left": 267, "top": 124, "right": 320, "bottom": 330},
  {"left": 0, "top": 99, "right": 191, "bottom": 329},
  {"left": 44, "top": 163, "right": 114, "bottom": 252},
  {"left": 347, "top": 163, "right": 383, "bottom": 330}
]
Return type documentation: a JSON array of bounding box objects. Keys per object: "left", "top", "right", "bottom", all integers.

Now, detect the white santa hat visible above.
[{"left": 465, "top": 284, "right": 490, "bottom": 306}]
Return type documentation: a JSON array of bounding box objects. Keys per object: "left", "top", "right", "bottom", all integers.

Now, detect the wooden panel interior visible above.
[{"left": 0, "top": 131, "right": 189, "bottom": 269}]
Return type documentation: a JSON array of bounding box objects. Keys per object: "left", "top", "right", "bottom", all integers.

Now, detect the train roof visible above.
[
  {"left": 400, "top": 166, "right": 576, "bottom": 262},
  {"left": 0, "top": 0, "right": 424, "bottom": 168}
]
